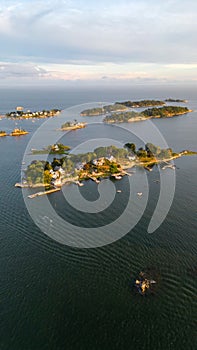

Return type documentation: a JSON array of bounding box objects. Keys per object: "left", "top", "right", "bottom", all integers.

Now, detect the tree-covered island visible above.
[
  {"left": 104, "top": 106, "right": 192, "bottom": 123},
  {"left": 81, "top": 101, "right": 166, "bottom": 116},
  {"left": 104, "top": 111, "right": 146, "bottom": 123},
  {"left": 165, "top": 98, "right": 188, "bottom": 103},
  {"left": 116, "top": 100, "right": 165, "bottom": 108},
  {"left": 22, "top": 144, "right": 197, "bottom": 187},
  {"left": 142, "top": 106, "right": 192, "bottom": 118},
  {"left": 80, "top": 101, "right": 192, "bottom": 122},
  {"left": 80, "top": 103, "right": 128, "bottom": 116}
]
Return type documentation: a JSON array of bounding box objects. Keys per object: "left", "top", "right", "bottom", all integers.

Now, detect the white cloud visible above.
[
  {"left": 0, "top": 63, "right": 50, "bottom": 79},
  {"left": 0, "top": 0, "right": 197, "bottom": 82}
]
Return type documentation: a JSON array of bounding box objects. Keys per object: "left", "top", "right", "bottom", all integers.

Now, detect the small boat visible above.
[
  {"left": 137, "top": 192, "right": 142, "bottom": 196},
  {"left": 114, "top": 175, "right": 122, "bottom": 180},
  {"left": 134, "top": 274, "right": 156, "bottom": 295},
  {"left": 117, "top": 190, "right": 122, "bottom": 193}
]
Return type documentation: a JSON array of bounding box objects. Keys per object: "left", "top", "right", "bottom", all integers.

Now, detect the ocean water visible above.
[{"left": 0, "top": 85, "right": 197, "bottom": 350}]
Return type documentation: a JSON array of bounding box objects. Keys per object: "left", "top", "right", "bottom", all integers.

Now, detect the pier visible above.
[{"left": 28, "top": 188, "right": 61, "bottom": 199}]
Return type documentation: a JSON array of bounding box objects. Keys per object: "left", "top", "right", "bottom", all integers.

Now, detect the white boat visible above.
[
  {"left": 137, "top": 192, "right": 143, "bottom": 196},
  {"left": 114, "top": 175, "right": 122, "bottom": 180}
]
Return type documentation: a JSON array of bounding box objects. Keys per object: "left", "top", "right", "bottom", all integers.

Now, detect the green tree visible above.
[{"left": 124, "top": 143, "right": 136, "bottom": 153}]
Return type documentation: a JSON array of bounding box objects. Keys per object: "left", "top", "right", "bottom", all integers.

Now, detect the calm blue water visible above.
[{"left": 0, "top": 85, "right": 197, "bottom": 350}]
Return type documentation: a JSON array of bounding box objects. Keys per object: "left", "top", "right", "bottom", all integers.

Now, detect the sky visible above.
[{"left": 0, "top": 0, "right": 197, "bottom": 85}]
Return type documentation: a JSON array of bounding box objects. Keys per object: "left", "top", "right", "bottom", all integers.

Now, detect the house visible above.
[
  {"left": 127, "top": 155, "right": 136, "bottom": 161},
  {"left": 91, "top": 159, "right": 98, "bottom": 166},
  {"left": 75, "top": 162, "right": 84, "bottom": 170},
  {"left": 106, "top": 155, "right": 115, "bottom": 162},
  {"left": 51, "top": 178, "right": 62, "bottom": 187},
  {"left": 52, "top": 144, "right": 59, "bottom": 152},
  {"left": 96, "top": 157, "right": 105, "bottom": 166},
  {"left": 53, "top": 166, "right": 65, "bottom": 175}
]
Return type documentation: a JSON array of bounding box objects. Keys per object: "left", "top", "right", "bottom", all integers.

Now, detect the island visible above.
[
  {"left": 165, "top": 98, "right": 188, "bottom": 103},
  {"left": 80, "top": 103, "right": 128, "bottom": 116},
  {"left": 104, "top": 111, "right": 146, "bottom": 123},
  {"left": 0, "top": 128, "right": 29, "bottom": 137},
  {"left": 0, "top": 130, "right": 7, "bottom": 137},
  {"left": 115, "top": 100, "right": 165, "bottom": 108},
  {"left": 19, "top": 143, "right": 197, "bottom": 190},
  {"left": 142, "top": 106, "right": 192, "bottom": 118},
  {"left": 104, "top": 106, "right": 192, "bottom": 124},
  {"left": 6, "top": 108, "right": 61, "bottom": 119},
  {"left": 10, "top": 128, "right": 29, "bottom": 136},
  {"left": 81, "top": 101, "right": 166, "bottom": 116},
  {"left": 31, "top": 143, "right": 71, "bottom": 155},
  {"left": 61, "top": 120, "right": 87, "bottom": 130}
]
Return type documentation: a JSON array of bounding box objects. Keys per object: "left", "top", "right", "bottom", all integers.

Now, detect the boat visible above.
[
  {"left": 117, "top": 190, "right": 122, "bottom": 193},
  {"left": 137, "top": 192, "right": 142, "bottom": 196},
  {"left": 134, "top": 272, "right": 156, "bottom": 295},
  {"left": 114, "top": 175, "right": 122, "bottom": 180}
]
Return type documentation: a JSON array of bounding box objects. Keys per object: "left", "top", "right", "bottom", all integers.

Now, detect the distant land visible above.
[
  {"left": 80, "top": 99, "right": 191, "bottom": 118},
  {"left": 165, "top": 98, "right": 188, "bottom": 103},
  {"left": 115, "top": 100, "right": 165, "bottom": 108}
]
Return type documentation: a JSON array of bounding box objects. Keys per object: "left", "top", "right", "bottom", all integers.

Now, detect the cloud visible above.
[
  {"left": 0, "top": 0, "right": 197, "bottom": 65},
  {"left": 0, "top": 0, "right": 197, "bottom": 83},
  {"left": 0, "top": 63, "right": 50, "bottom": 79}
]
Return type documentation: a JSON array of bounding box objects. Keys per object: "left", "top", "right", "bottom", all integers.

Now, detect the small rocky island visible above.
[
  {"left": 0, "top": 130, "right": 7, "bottom": 137},
  {"left": 60, "top": 120, "right": 87, "bottom": 131},
  {"left": 10, "top": 128, "right": 29, "bottom": 136},
  {"left": 31, "top": 143, "right": 71, "bottom": 155},
  {"left": 1, "top": 128, "right": 29, "bottom": 137}
]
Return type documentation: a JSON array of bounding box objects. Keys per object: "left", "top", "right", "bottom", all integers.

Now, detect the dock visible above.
[
  {"left": 162, "top": 164, "right": 175, "bottom": 170},
  {"left": 89, "top": 177, "right": 100, "bottom": 184},
  {"left": 15, "top": 183, "right": 29, "bottom": 188},
  {"left": 28, "top": 188, "right": 61, "bottom": 199}
]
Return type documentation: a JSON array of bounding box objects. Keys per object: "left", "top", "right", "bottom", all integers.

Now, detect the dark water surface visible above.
[{"left": 0, "top": 85, "right": 197, "bottom": 350}]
